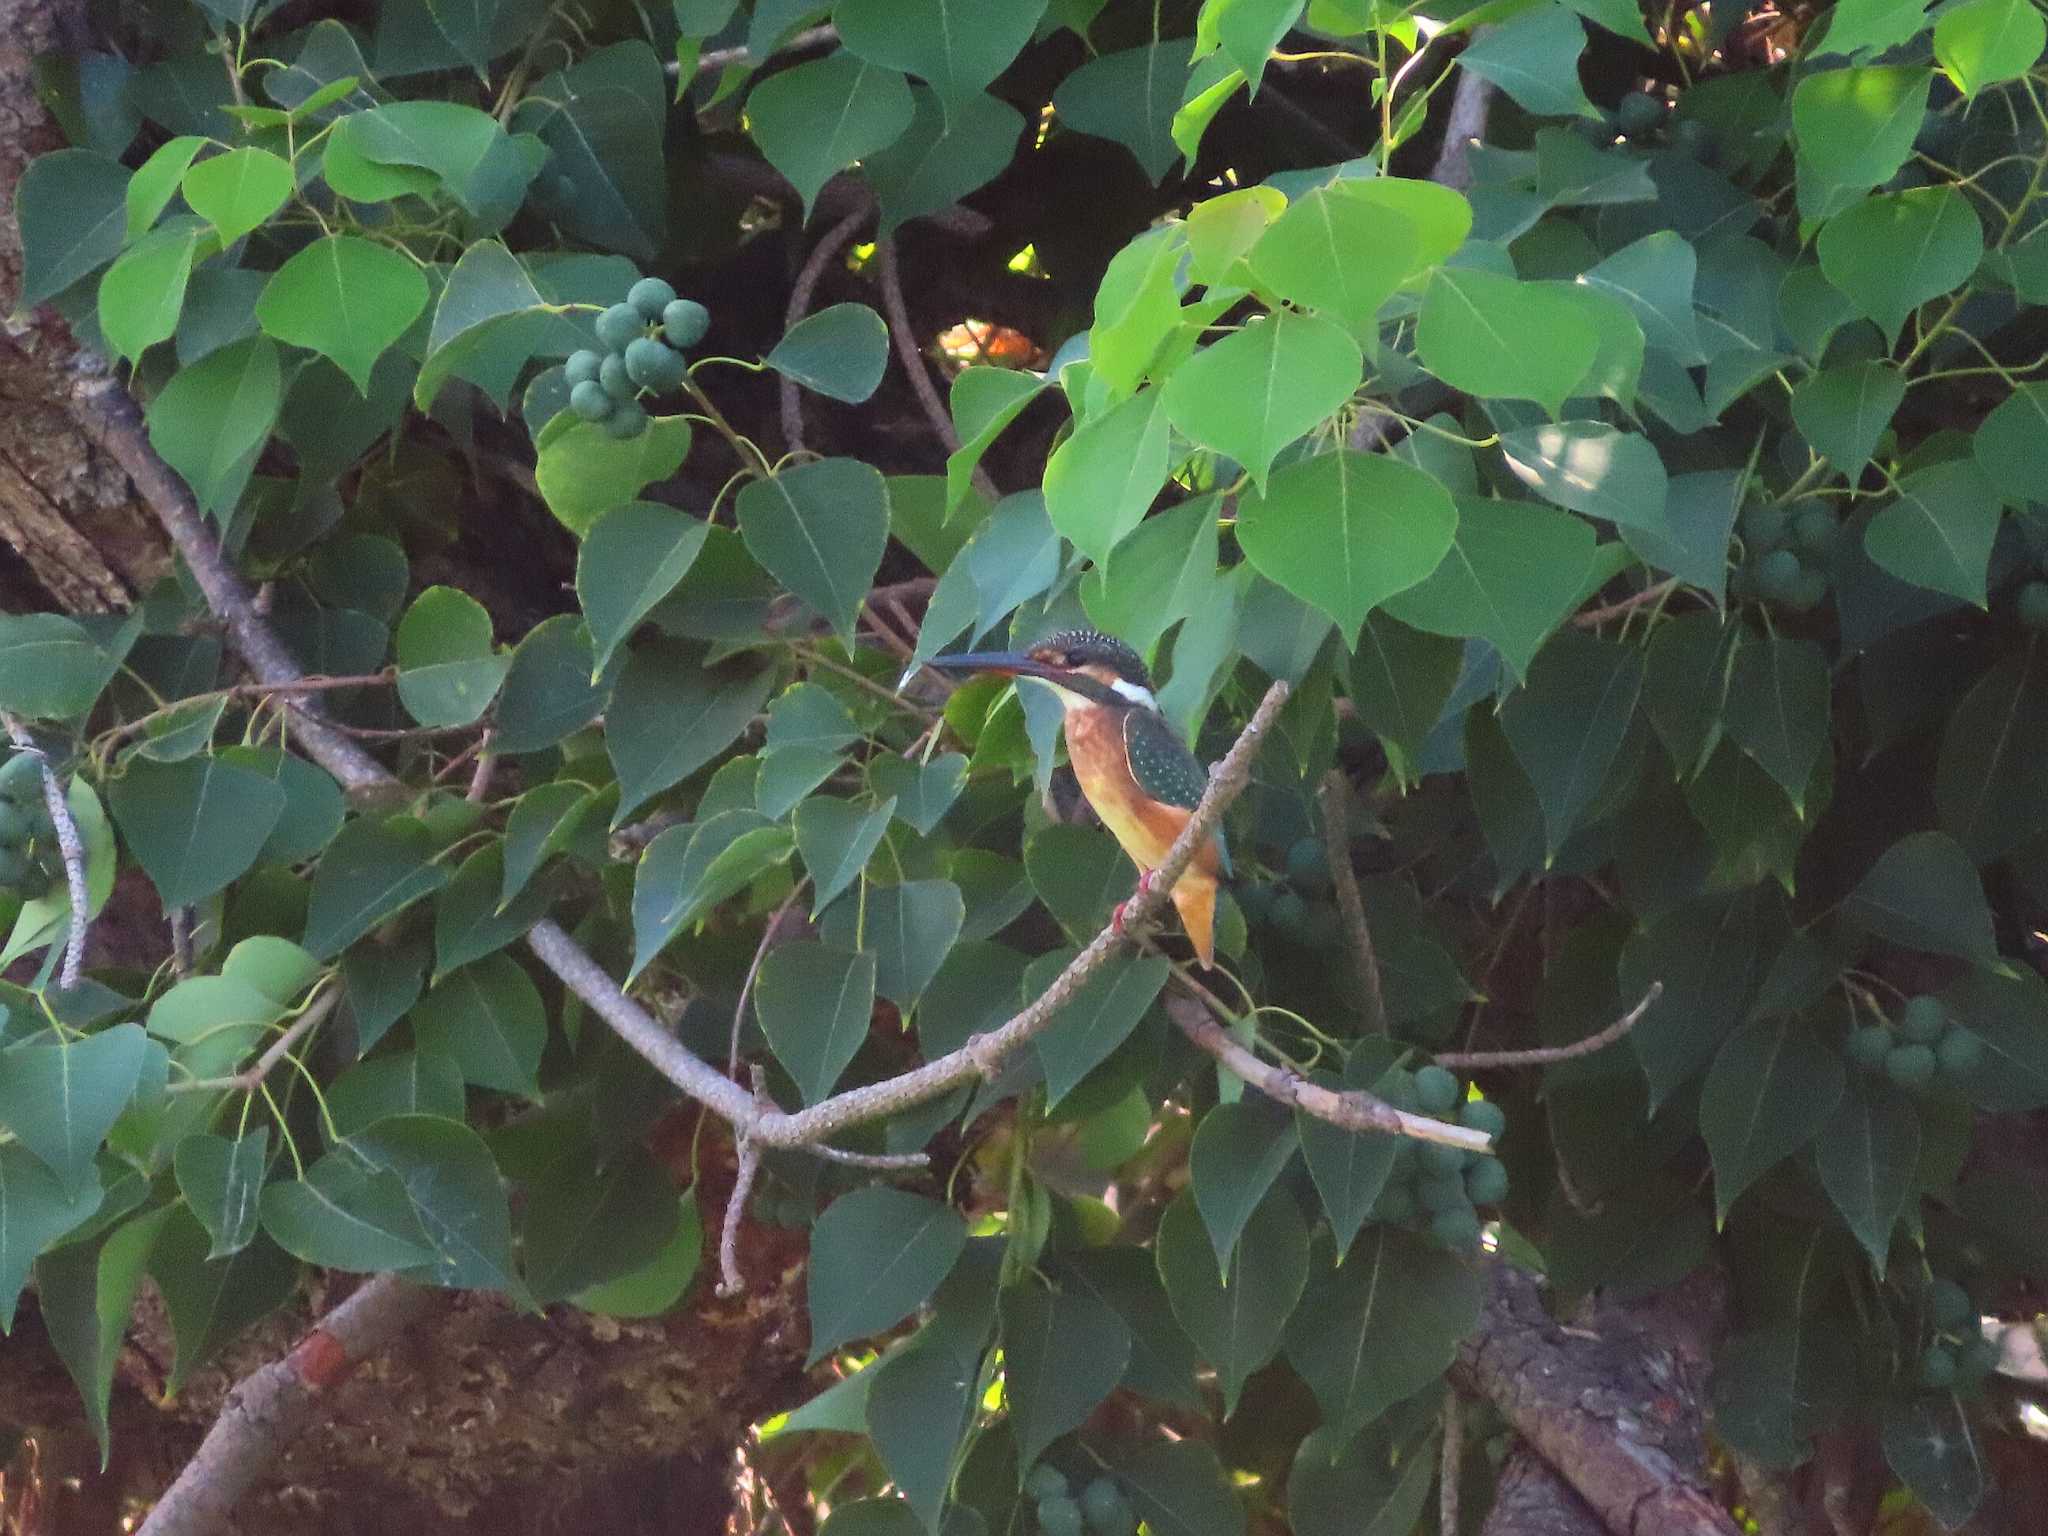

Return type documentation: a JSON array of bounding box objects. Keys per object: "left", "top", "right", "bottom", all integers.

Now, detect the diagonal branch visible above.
[
  {"left": 1317, "top": 769, "right": 1386, "bottom": 1033},
  {"left": 1432, "top": 983, "right": 1661, "bottom": 1071},
  {"left": 1, "top": 714, "right": 89, "bottom": 988},
  {"left": 875, "top": 236, "right": 1000, "bottom": 503}
]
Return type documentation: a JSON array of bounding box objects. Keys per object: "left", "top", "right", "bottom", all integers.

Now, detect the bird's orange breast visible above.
[{"left": 1063, "top": 704, "right": 1220, "bottom": 880}]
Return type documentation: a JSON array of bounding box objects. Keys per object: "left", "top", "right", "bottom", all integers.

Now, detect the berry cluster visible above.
[
  {"left": 1581, "top": 89, "right": 1714, "bottom": 161},
  {"left": 1730, "top": 503, "right": 1837, "bottom": 611},
  {"left": 564, "top": 277, "right": 711, "bottom": 441},
  {"left": 1916, "top": 1277, "right": 2000, "bottom": 1396},
  {"left": 1845, "top": 995, "right": 1982, "bottom": 1092},
  {"left": 0, "top": 754, "right": 62, "bottom": 900},
  {"left": 1235, "top": 837, "right": 1343, "bottom": 948},
  {"left": 1024, "top": 1465, "right": 1134, "bottom": 1536},
  {"left": 1365, "top": 1065, "right": 1507, "bottom": 1252}
]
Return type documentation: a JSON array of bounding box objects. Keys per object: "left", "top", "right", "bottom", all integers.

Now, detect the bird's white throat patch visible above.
[{"left": 1108, "top": 677, "right": 1158, "bottom": 709}]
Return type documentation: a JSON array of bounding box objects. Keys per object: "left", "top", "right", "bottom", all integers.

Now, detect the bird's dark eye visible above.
[{"left": 1063, "top": 650, "right": 1083, "bottom": 667}]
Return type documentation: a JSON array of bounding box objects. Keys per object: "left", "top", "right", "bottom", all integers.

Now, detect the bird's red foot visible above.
[{"left": 1111, "top": 871, "right": 1160, "bottom": 936}]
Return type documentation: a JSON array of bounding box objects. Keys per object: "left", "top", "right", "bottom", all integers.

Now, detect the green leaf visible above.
[
  {"left": 999, "top": 1284, "right": 1131, "bottom": 1470},
  {"left": 1284, "top": 1225, "right": 1482, "bottom": 1438},
  {"left": 796, "top": 796, "right": 898, "bottom": 910},
  {"left": 1938, "top": 968, "right": 2048, "bottom": 1112},
  {"left": 1723, "top": 634, "right": 1831, "bottom": 810},
  {"left": 1814, "top": 0, "right": 1933, "bottom": 56},
  {"left": 261, "top": 1151, "right": 438, "bottom": 1271},
  {"left": 767, "top": 303, "right": 890, "bottom": 403},
  {"left": 807, "top": 1185, "right": 966, "bottom": 1363},
  {"left": 1087, "top": 225, "right": 1185, "bottom": 398},
  {"left": 1622, "top": 467, "right": 1741, "bottom": 604},
  {"left": 1417, "top": 267, "right": 1600, "bottom": 415},
  {"left": 1881, "top": 1394, "right": 1985, "bottom": 1530},
  {"left": 146, "top": 975, "right": 282, "bottom": 1052},
  {"left": 410, "top": 953, "right": 547, "bottom": 1096},
  {"left": 146, "top": 334, "right": 283, "bottom": 516},
  {"left": 633, "top": 815, "right": 796, "bottom": 977},
  {"left": 302, "top": 815, "right": 451, "bottom": 959},
  {"left": 1499, "top": 423, "right": 1670, "bottom": 536},
  {"left": 1790, "top": 361, "right": 1906, "bottom": 480},
  {"left": 499, "top": 782, "right": 602, "bottom": 910},
  {"left": 148, "top": 1215, "right": 298, "bottom": 1395},
  {"left": 1792, "top": 65, "right": 1930, "bottom": 220},
  {"left": 511, "top": 41, "right": 667, "bottom": 260},
  {"left": 494, "top": 616, "right": 610, "bottom": 754},
  {"left": 1246, "top": 184, "right": 1419, "bottom": 332},
  {"left": 1043, "top": 388, "right": 1169, "bottom": 565},
  {"left": 1499, "top": 630, "right": 1644, "bottom": 858},
  {"left": 1621, "top": 886, "right": 1771, "bottom": 1107},
  {"left": 1844, "top": 831, "right": 1999, "bottom": 966},
  {"left": 1235, "top": 451, "right": 1456, "bottom": 643},
  {"left": 1155, "top": 1187, "right": 1307, "bottom": 1416},
  {"left": 1030, "top": 952, "right": 1169, "bottom": 1108},
  {"left": 758, "top": 942, "right": 879, "bottom": 1105},
  {"left": 1937, "top": 647, "right": 2048, "bottom": 863},
  {"left": 871, "top": 754, "right": 967, "bottom": 837},
  {"left": 173, "top": 1128, "right": 269, "bottom": 1260},
  {"left": 414, "top": 239, "right": 554, "bottom": 412},
  {"left": 16, "top": 149, "right": 129, "bottom": 309},
  {"left": 1296, "top": 1059, "right": 1406, "bottom": 1252},
  {"left": 0, "top": 612, "right": 133, "bottom": 720},
  {"left": 36, "top": 1205, "right": 172, "bottom": 1463},
  {"left": 255, "top": 234, "right": 427, "bottom": 395},
  {"left": 1457, "top": 6, "right": 1600, "bottom": 120},
  {"left": 1287, "top": 1420, "right": 1438, "bottom": 1536},
  {"left": 1934, "top": 0, "right": 2043, "bottom": 96},
  {"left": 607, "top": 644, "right": 775, "bottom": 821},
  {"left": 1711, "top": 1319, "right": 1858, "bottom": 1469},
  {"left": 572, "top": 1190, "right": 702, "bottom": 1318},
  {"left": 349, "top": 1114, "right": 528, "bottom": 1298},
  {"left": 749, "top": 51, "right": 915, "bottom": 217},
  {"left": 835, "top": 0, "right": 1046, "bottom": 110},
  {"left": 736, "top": 458, "right": 890, "bottom": 642},
  {"left": 98, "top": 216, "right": 207, "bottom": 361},
  {"left": 1162, "top": 310, "right": 1362, "bottom": 491},
  {"left": 867, "top": 87, "right": 1025, "bottom": 239},
  {"left": 1971, "top": 380, "right": 2048, "bottom": 502},
  {"left": 1815, "top": 1073, "right": 1919, "bottom": 1272},
  {"left": 1382, "top": 499, "right": 1594, "bottom": 681},
  {"left": 110, "top": 754, "right": 287, "bottom": 910},
  {"left": 327, "top": 101, "right": 540, "bottom": 227},
  {"left": 328, "top": 1050, "right": 465, "bottom": 1138},
  {"left": 182, "top": 146, "right": 292, "bottom": 244},
  {"left": 1864, "top": 459, "right": 2002, "bottom": 607},
  {"left": 0, "top": 1025, "right": 147, "bottom": 1197},
  {"left": 1118, "top": 1439, "right": 1245, "bottom": 1536},
  {"left": 523, "top": 1144, "right": 679, "bottom": 1304},
  {"left": 536, "top": 417, "right": 696, "bottom": 536},
  {"left": 1188, "top": 1101, "right": 1298, "bottom": 1275},
  {"left": 1817, "top": 187, "right": 1983, "bottom": 345},
  {"left": 1700, "top": 1016, "right": 1845, "bottom": 1220},
  {"left": 433, "top": 845, "right": 556, "bottom": 976},
  {"left": 394, "top": 587, "right": 507, "bottom": 730},
  {"left": 1080, "top": 497, "right": 1221, "bottom": 660},
  {"left": 820, "top": 878, "right": 966, "bottom": 1006},
  {"left": 944, "top": 367, "right": 1046, "bottom": 513},
  {"left": 867, "top": 1331, "right": 980, "bottom": 1532},
  {"left": 1024, "top": 823, "right": 1132, "bottom": 942},
  {"left": 1051, "top": 39, "right": 1196, "bottom": 183},
  {"left": 1580, "top": 230, "right": 1705, "bottom": 364},
  {"left": 0, "top": 1145, "right": 104, "bottom": 1330},
  {"left": 578, "top": 503, "right": 710, "bottom": 676}
]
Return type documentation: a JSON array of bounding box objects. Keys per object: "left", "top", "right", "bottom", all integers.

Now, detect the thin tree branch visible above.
[
  {"left": 166, "top": 988, "right": 341, "bottom": 1096},
  {"left": 1, "top": 716, "right": 89, "bottom": 989},
  {"left": 874, "top": 237, "right": 1000, "bottom": 503},
  {"left": 669, "top": 22, "right": 838, "bottom": 79},
  {"left": 1572, "top": 577, "right": 1679, "bottom": 629},
  {"left": 781, "top": 205, "right": 870, "bottom": 455},
  {"left": 1441, "top": 1392, "right": 1464, "bottom": 1536},
  {"left": 718, "top": 1136, "right": 763, "bottom": 1297},
  {"left": 1430, "top": 44, "right": 1495, "bottom": 192},
  {"left": 1318, "top": 770, "right": 1385, "bottom": 1033},
  {"left": 1432, "top": 983, "right": 1661, "bottom": 1071}
]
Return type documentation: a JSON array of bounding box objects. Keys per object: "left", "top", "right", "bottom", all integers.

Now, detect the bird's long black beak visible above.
[{"left": 926, "top": 650, "right": 1067, "bottom": 682}]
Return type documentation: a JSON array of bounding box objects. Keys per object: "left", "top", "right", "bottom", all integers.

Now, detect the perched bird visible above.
[{"left": 930, "top": 628, "right": 1225, "bottom": 966}]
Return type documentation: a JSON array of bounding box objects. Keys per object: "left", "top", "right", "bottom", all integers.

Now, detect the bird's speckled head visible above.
[{"left": 1026, "top": 629, "right": 1152, "bottom": 700}]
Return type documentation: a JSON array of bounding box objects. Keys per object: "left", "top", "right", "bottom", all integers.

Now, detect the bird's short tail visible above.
[{"left": 1171, "top": 873, "right": 1217, "bottom": 969}]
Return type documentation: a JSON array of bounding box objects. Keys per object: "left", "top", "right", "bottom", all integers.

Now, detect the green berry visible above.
[
  {"left": 2018, "top": 581, "right": 2048, "bottom": 630},
  {"left": 625, "top": 335, "right": 685, "bottom": 391},
  {"left": 0, "top": 800, "right": 31, "bottom": 846},
  {"left": 628, "top": 276, "right": 678, "bottom": 320},
  {"left": 1930, "top": 1278, "right": 1972, "bottom": 1330},
  {"left": 1956, "top": 1334, "right": 2001, "bottom": 1384},
  {"left": 599, "top": 352, "right": 637, "bottom": 402},
  {"left": 564, "top": 349, "right": 602, "bottom": 387},
  {"left": 1413, "top": 1065, "right": 1461, "bottom": 1116},
  {"left": 0, "top": 754, "right": 43, "bottom": 806},
  {"left": 1741, "top": 503, "right": 1790, "bottom": 550},
  {"left": 1376, "top": 1068, "right": 1417, "bottom": 1113},
  {"left": 1465, "top": 1158, "right": 1509, "bottom": 1205},
  {"left": 1900, "top": 995, "right": 1946, "bottom": 1044},
  {"left": 1935, "top": 1028, "right": 1984, "bottom": 1078},
  {"left": 595, "top": 302, "right": 645, "bottom": 351},
  {"left": 1080, "top": 1480, "right": 1132, "bottom": 1536},
  {"left": 1372, "top": 1180, "right": 1418, "bottom": 1225},
  {"left": 1270, "top": 889, "right": 1308, "bottom": 934},
  {"left": 1886, "top": 1042, "right": 1937, "bottom": 1092},
  {"left": 1038, "top": 1495, "right": 1084, "bottom": 1536},
  {"left": 604, "top": 401, "right": 650, "bottom": 440},
  {"left": 662, "top": 298, "right": 710, "bottom": 349},
  {"left": 1791, "top": 507, "right": 1838, "bottom": 557},
  {"left": 1615, "top": 91, "right": 1664, "bottom": 135},
  {"left": 1756, "top": 548, "right": 1803, "bottom": 601},
  {"left": 1919, "top": 1344, "right": 1957, "bottom": 1389},
  {"left": 1285, "top": 836, "right": 1332, "bottom": 893},
  {"left": 569, "top": 380, "right": 615, "bottom": 421},
  {"left": 1024, "top": 1465, "right": 1070, "bottom": 1502},
  {"left": 1430, "top": 1206, "right": 1483, "bottom": 1250},
  {"left": 1422, "top": 1141, "right": 1469, "bottom": 1176},
  {"left": 1458, "top": 1099, "right": 1507, "bottom": 1139},
  {"left": 1848, "top": 1026, "right": 1892, "bottom": 1071},
  {"left": 1782, "top": 567, "right": 1828, "bottom": 613},
  {"left": 1418, "top": 1170, "right": 1469, "bottom": 1214}
]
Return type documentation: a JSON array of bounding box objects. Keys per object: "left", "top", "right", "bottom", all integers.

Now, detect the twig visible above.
[
  {"left": 719, "top": 1070, "right": 769, "bottom": 1298},
  {"left": 1571, "top": 577, "right": 1678, "bottom": 630},
  {"left": 1164, "top": 991, "right": 1491, "bottom": 1152},
  {"left": 166, "top": 988, "right": 341, "bottom": 1095},
  {"left": 782, "top": 206, "right": 870, "bottom": 454},
  {"left": 1432, "top": 983, "right": 1662, "bottom": 1071},
  {"left": 1441, "top": 1392, "right": 1464, "bottom": 1536},
  {"left": 731, "top": 887, "right": 806, "bottom": 1075},
  {"left": 1318, "top": 770, "right": 1385, "bottom": 1033},
  {"left": 133, "top": 1274, "right": 435, "bottom": 1536},
  {"left": 2, "top": 716, "right": 89, "bottom": 989},
  {"left": 465, "top": 731, "right": 498, "bottom": 804},
  {"left": 1430, "top": 41, "right": 1496, "bottom": 191},
  {"left": 874, "top": 237, "right": 1000, "bottom": 503},
  {"left": 169, "top": 906, "right": 194, "bottom": 979},
  {"left": 673, "top": 22, "right": 838, "bottom": 79}
]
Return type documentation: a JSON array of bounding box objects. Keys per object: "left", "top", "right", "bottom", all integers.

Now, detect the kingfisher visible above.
[{"left": 929, "top": 628, "right": 1225, "bottom": 967}]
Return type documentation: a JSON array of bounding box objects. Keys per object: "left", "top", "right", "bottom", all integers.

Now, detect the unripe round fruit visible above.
[
  {"left": 0, "top": 754, "right": 43, "bottom": 806},
  {"left": 1080, "top": 1480, "right": 1131, "bottom": 1536},
  {"left": 1465, "top": 1158, "right": 1509, "bottom": 1204},
  {"left": 564, "top": 349, "right": 602, "bottom": 386},
  {"left": 1741, "top": 503, "right": 1790, "bottom": 549},
  {"left": 1038, "top": 1496, "right": 1084, "bottom": 1536},
  {"left": 1930, "top": 1278, "right": 1972, "bottom": 1330},
  {"left": 1414, "top": 1065, "right": 1461, "bottom": 1116},
  {"left": 1848, "top": 1026, "right": 1892, "bottom": 1071},
  {"left": 1270, "top": 889, "right": 1308, "bottom": 934},
  {"left": 628, "top": 276, "right": 678, "bottom": 320},
  {"left": 1791, "top": 507, "right": 1838, "bottom": 556},
  {"left": 1935, "top": 1027, "right": 1984, "bottom": 1078},
  {"left": 1418, "top": 1170, "right": 1469, "bottom": 1214},
  {"left": 1616, "top": 91, "right": 1664, "bottom": 135},
  {"left": 1458, "top": 1099, "right": 1507, "bottom": 1139},
  {"left": 1377, "top": 1068, "right": 1418, "bottom": 1113},
  {"left": 1431, "top": 1206, "right": 1483, "bottom": 1250},
  {"left": 1919, "top": 1344, "right": 1957, "bottom": 1389},
  {"left": 1886, "top": 1042, "right": 1937, "bottom": 1091},
  {"left": 1782, "top": 567, "right": 1828, "bottom": 613},
  {"left": 595, "top": 302, "right": 645, "bottom": 351},
  {"left": 604, "top": 401, "right": 650, "bottom": 440},
  {"left": 662, "top": 298, "right": 710, "bottom": 349},
  {"left": 2018, "top": 581, "right": 2048, "bottom": 630},
  {"left": 625, "top": 335, "right": 683, "bottom": 390},
  {"left": 1422, "top": 1141, "right": 1469, "bottom": 1176},
  {"left": 599, "top": 352, "right": 637, "bottom": 402},
  {"left": 1025, "top": 1465, "right": 1070, "bottom": 1502},
  {"left": 1285, "top": 836, "right": 1332, "bottom": 893},
  {"left": 570, "top": 380, "right": 615, "bottom": 421},
  {"left": 1373, "top": 1181, "right": 1418, "bottom": 1225},
  {"left": 1900, "top": 995, "right": 1947, "bottom": 1045},
  {"left": 1756, "top": 548, "right": 1803, "bottom": 601},
  {"left": 1957, "top": 1334, "right": 2001, "bottom": 1383}
]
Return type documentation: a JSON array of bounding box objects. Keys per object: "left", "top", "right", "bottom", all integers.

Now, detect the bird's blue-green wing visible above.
[{"left": 1123, "top": 709, "right": 1231, "bottom": 877}]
